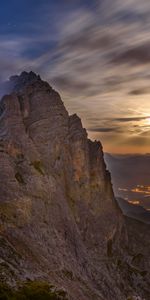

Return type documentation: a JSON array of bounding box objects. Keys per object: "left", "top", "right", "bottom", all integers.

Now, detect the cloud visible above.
[
  {"left": 123, "top": 135, "right": 150, "bottom": 146},
  {"left": 112, "top": 43, "right": 150, "bottom": 65},
  {"left": 0, "top": 0, "right": 150, "bottom": 153},
  {"left": 113, "top": 116, "right": 150, "bottom": 122},
  {"left": 128, "top": 88, "right": 150, "bottom": 95},
  {"left": 87, "top": 126, "right": 120, "bottom": 133},
  {"left": 140, "top": 130, "right": 150, "bottom": 137},
  {"left": 52, "top": 75, "right": 90, "bottom": 93},
  {"left": 60, "top": 28, "right": 118, "bottom": 52}
]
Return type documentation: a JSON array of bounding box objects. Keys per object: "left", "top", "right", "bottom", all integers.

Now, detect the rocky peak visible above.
[
  {"left": 0, "top": 71, "right": 51, "bottom": 100},
  {"left": 10, "top": 71, "right": 42, "bottom": 92}
]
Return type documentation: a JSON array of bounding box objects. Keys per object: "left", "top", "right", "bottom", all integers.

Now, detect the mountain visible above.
[
  {"left": 117, "top": 197, "right": 150, "bottom": 224},
  {"left": 105, "top": 153, "right": 150, "bottom": 209},
  {"left": 105, "top": 153, "right": 150, "bottom": 190},
  {"left": 0, "top": 71, "right": 150, "bottom": 300}
]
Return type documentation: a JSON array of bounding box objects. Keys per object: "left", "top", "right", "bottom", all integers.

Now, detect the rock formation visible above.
[{"left": 0, "top": 71, "right": 149, "bottom": 300}]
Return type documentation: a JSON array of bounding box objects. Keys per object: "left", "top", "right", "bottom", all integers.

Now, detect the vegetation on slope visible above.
[{"left": 0, "top": 281, "right": 68, "bottom": 300}]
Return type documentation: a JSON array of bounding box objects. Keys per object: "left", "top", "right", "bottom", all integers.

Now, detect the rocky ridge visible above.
[{"left": 0, "top": 71, "right": 149, "bottom": 300}]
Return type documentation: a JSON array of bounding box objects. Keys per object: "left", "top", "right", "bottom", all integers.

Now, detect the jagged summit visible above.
[
  {"left": 10, "top": 71, "right": 41, "bottom": 86},
  {"left": 9, "top": 71, "right": 51, "bottom": 93},
  {"left": 0, "top": 71, "right": 51, "bottom": 99}
]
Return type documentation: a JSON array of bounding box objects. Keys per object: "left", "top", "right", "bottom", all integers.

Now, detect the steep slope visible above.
[
  {"left": 0, "top": 72, "right": 149, "bottom": 300},
  {"left": 0, "top": 71, "right": 119, "bottom": 299},
  {"left": 113, "top": 213, "right": 150, "bottom": 300}
]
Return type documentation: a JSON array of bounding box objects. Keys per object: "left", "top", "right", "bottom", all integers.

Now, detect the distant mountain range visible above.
[
  {"left": 105, "top": 153, "right": 150, "bottom": 209},
  {"left": 117, "top": 197, "right": 150, "bottom": 224}
]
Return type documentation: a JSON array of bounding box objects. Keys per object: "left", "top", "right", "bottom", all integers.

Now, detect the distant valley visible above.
[{"left": 105, "top": 153, "right": 150, "bottom": 210}]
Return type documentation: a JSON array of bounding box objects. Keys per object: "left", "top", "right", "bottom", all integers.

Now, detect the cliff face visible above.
[{"left": 0, "top": 72, "right": 149, "bottom": 300}]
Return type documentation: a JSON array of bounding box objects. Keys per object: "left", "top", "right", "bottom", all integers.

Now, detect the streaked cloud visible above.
[
  {"left": 129, "top": 88, "right": 150, "bottom": 95},
  {"left": 88, "top": 127, "right": 120, "bottom": 133},
  {"left": 113, "top": 116, "right": 150, "bottom": 122},
  {"left": 112, "top": 43, "right": 150, "bottom": 65},
  {"left": 51, "top": 75, "right": 90, "bottom": 93},
  {"left": 0, "top": 0, "right": 150, "bottom": 153}
]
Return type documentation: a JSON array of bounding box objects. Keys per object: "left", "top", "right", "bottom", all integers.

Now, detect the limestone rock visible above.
[{"left": 0, "top": 72, "right": 149, "bottom": 300}]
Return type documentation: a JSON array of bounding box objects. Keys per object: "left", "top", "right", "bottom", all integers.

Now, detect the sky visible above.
[{"left": 0, "top": 0, "right": 150, "bottom": 154}]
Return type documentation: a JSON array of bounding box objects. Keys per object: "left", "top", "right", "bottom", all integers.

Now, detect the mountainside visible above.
[{"left": 0, "top": 72, "right": 149, "bottom": 300}]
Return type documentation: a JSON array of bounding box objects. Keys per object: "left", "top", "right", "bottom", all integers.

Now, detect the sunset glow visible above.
[{"left": 146, "top": 118, "right": 150, "bottom": 125}]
